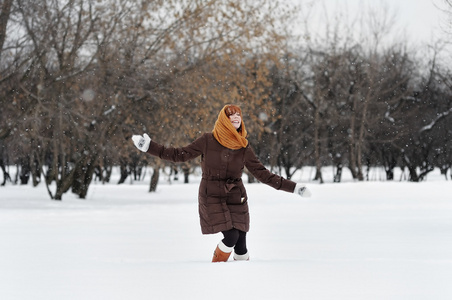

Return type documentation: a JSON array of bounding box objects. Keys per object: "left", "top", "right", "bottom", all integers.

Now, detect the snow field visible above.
[{"left": 1, "top": 168, "right": 452, "bottom": 299}]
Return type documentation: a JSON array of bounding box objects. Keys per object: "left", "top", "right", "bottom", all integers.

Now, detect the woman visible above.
[{"left": 132, "top": 104, "right": 311, "bottom": 262}]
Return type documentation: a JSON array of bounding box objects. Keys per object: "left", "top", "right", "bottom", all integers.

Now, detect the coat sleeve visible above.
[
  {"left": 146, "top": 133, "right": 206, "bottom": 163},
  {"left": 244, "top": 147, "right": 296, "bottom": 193}
]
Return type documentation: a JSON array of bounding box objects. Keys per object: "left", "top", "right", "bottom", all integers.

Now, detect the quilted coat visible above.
[{"left": 146, "top": 133, "right": 296, "bottom": 234}]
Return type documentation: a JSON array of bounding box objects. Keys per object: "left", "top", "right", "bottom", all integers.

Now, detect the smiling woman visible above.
[
  {"left": 225, "top": 105, "right": 242, "bottom": 130},
  {"left": 131, "top": 104, "right": 312, "bottom": 262}
]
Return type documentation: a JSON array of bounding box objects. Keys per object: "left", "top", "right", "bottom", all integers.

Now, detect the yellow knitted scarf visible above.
[{"left": 212, "top": 105, "right": 248, "bottom": 150}]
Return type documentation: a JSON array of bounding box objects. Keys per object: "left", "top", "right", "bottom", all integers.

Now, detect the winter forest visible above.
[{"left": 1, "top": 0, "right": 452, "bottom": 200}]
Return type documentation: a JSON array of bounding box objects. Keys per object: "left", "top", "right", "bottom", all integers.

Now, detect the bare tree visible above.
[
  {"left": 114, "top": 0, "right": 293, "bottom": 191},
  {"left": 2, "top": 0, "right": 294, "bottom": 198},
  {"left": 12, "top": 0, "right": 106, "bottom": 199},
  {"left": 441, "top": 0, "right": 452, "bottom": 34},
  {"left": 0, "top": 0, "right": 13, "bottom": 55}
]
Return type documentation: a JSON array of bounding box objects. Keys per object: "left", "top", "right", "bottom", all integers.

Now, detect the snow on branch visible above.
[
  {"left": 384, "top": 111, "right": 395, "bottom": 123},
  {"left": 419, "top": 107, "right": 452, "bottom": 133},
  {"left": 384, "top": 96, "right": 421, "bottom": 123},
  {"left": 103, "top": 105, "right": 116, "bottom": 116}
]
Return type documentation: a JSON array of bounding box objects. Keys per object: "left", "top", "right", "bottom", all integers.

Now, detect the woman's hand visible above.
[
  {"left": 294, "top": 183, "right": 312, "bottom": 198},
  {"left": 132, "top": 133, "right": 151, "bottom": 152}
]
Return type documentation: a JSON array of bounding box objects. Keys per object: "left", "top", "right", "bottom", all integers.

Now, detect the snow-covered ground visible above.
[{"left": 1, "top": 167, "right": 452, "bottom": 300}]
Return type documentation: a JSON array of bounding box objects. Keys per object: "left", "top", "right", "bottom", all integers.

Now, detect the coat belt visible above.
[{"left": 201, "top": 176, "right": 242, "bottom": 194}]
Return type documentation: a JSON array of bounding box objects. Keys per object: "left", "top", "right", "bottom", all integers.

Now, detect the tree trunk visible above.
[
  {"left": 406, "top": 164, "right": 419, "bottom": 182},
  {"left": 117, "top": 159, "right": 129, "bottom": 184},
  {"left": 383, "top": 154, "right": 396, "bottom": 181},
  {"left": 356, "top": 92, "right": 370, "bottom": 181},
  {"left": 149, "top": 166, "right": 160, "bottom": 192},
  {"left": 348, "top": 94, "right": 364, "bottom": 181},
  {"left": 104, "top": 165, "right": 113, "bottom": 183},
  {"left": 349, "top": 97, "right": 358, "bottom": 179},
  {"left": 284, "top": 164, "right": 292, "bottom": 180},
  {"left": 76, "top": 162, "right": 96, "bottom": 199},
  {"left": 244, "top": 168, "right": 255, "bottom": 183},
  {"left": 54, "top": 166, "right": 76, "bottom": 200},
  {"left": 72, "top": 155, "right": 97, "bottom": 199},
  {"left": 19, "top": 157, "right": 31, "bottom": 185},
  {"left": 418, "top": 166, "right": 434, "bottom": 182},
  {"left": 313, "top": 107, "right": 323, "bottom": 183},
  {"left": 182, "top": 166, "right": 190, "bottom": 184},
  {"left": 31, "top": 155, "right": 42, "bottom": 187},
  {"left": 0, "top": 158, "right": 11, "bottom": 186},
  {"left": 334, "top": 163, "right": 343, "bottom": 183},
  {"left": 385, "top": 168, "right": 394, "bottom": 181},
  {"left": 46, "top": 141, "right": 59, "bottom": 185},
  {"left": 333, "top": 152, "right": 343, "bottom": 183}
]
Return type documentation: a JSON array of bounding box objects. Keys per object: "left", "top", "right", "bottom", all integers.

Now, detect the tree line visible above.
[{"left": 0, "top": 0, "right": 451, "bottom": 200}]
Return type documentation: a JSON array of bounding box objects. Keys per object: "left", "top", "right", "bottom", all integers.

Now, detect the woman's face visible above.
[{"left": 229, "top": 112, "right": 241, "bottom": 129}]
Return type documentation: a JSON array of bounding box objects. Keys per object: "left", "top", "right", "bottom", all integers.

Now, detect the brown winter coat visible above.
[{"left": 147, "top": 133, "right": 296, "bottom": 234}]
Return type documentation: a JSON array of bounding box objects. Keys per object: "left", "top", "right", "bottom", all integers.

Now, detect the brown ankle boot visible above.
[{"left": 212, "top": 241, "right": 233, "bottom": 262}]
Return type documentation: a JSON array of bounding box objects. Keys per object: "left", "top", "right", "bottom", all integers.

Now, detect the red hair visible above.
[{"left": 224, "top": 105, "right": 242, "bottom": 117}]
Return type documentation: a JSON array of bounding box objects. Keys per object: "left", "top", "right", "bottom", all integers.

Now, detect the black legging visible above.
[{"left": 221, "top": 228, "right": 247, "bottom": 255}]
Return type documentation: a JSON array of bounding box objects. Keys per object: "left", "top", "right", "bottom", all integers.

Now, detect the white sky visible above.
[
  {"left": 360, "top": 0, "right": 446, "bottom": 44},
  {"left": 292, "top": 0, "right": 450, "bottom": 46}
]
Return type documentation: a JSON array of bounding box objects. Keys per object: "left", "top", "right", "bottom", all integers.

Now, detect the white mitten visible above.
[
  {"left": 294, "top": 183, "right": 312, "bottom": 198},
  {"left": 132, "top": 133, "right": 151, "bottom": 152}
]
